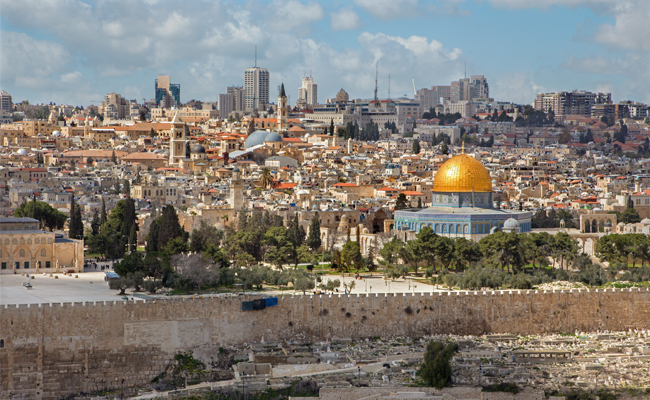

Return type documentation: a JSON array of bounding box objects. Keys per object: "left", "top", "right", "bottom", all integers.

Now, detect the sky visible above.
[{"left": 1, "top": 0, "right": 649, "bottom": 107}]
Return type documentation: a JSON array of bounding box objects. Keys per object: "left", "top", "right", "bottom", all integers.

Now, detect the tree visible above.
[
  {"left": 294, "top": 277, "right": 315, "bottom": 295},
  {"left": 146, "top": 219, "right": 160, "bottom": 253},
  {"left": 379, "top": 236, "right": 404, "bottom": 270},
  {"left": 111, "top": 150, "right": 117, "bottom": 164},
  {"left": 263, "top": 226, "right": 292, "bottom": 270},
  {"left": 341, "top": 241, "right": 363, "bottom": 276},
  {"left": 172, "top": 254, "right": 215, "bottom": 292},
  {"left": 100, "top": 198, "right": 108, "bottom": 226},
  {"left": 412, "top": 139, "right": 421, "bottom": 154},
  {"left": 260, "top": 167, "right": 273, "bottom": 189},
  {"left": 190, "top": 220, "right": 223, "bottom": 253},
  {"left": 440, "top": 142, "right": 448, "bottom": 155},
  {"left": 287, "top": 213, "right": 306, "bottom": 267},
  {"left": 419, "top": 341, "right": 457, "bottom": 389},
  {"left": 621, "top": 208, "right": 641, "bottom": 224},
  {"left": 90, "top": 210, "right": 100, "bottom": 236},
  {"left": 128, "top": 223, "right": 137, "bottom": 252},
  {"left": 163, "top": 236, "right": 190, "bottom": 256},
  {"left": 123, "top": 179, "right": 131, "bottom": 197},
  {"left": 86, "top": 156, "right": 94, "bottom": 166},
  {"left": 157, "top": 205, "right": 185, "bottom": 250},
  {"left": 14, "top": 200, "right": 67, "bottom": 231},
  {"left": 68, "top": 196, "right": 82, "bottom": 239},
  {"left": 114, "top": 252, "right": 145, "bottom": 278},
  {"left": 306, "top": 213, "right": 322, "bottom": 251},
  {"left": 395, "top": 193, "right": 409, "bottom": 210},
  {"left": 329, "top": 118, "right": 335, "bottom": 136},
  {"left": 558, "top": 131, "right": 571, "bottom": 144}
]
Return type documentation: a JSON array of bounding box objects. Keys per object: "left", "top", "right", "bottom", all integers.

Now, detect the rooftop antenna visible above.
[
  {"left": 388, "top": 74, "right": 391, "bottom": 99},
  {"left": 254, "top": 46, "right": 257, "bottom": 68},
  {"left": 374, "top": 62, "right": 378, "bottom": 101},
  {"left": 464, "top": 62, "right": 466, "bottom": 79}
]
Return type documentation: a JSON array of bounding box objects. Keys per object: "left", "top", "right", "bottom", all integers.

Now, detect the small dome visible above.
[
  {"left": 503, "top": 218, "right": 520, "bottom": 229},
  {"left": 191, "top": 144, "right": 206, "bottom": 154},
  {"left": 120, "top": 134, "right": 129, "bottom": 140},
  {"left": 296, "top": 189, "right": 310, "bottom": 195},
  {"left": 232, "top": 167, "right": 240, "bottom": 172},
  {"left": 52, "top": 130, "right": 61, "bottom": 137},
  {"left": 641, "top": 218, "right": 650, "bottom": 225},
  {"left": 16, "top": 148, "right": 28, "bottom": 156},
  {"left": 196, "top": 202, "right": 206, "bottom": 209}
]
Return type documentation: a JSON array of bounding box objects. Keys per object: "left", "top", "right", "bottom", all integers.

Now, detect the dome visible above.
[
  {"left": 641, "top": 218, "right": 650, "bottom": 226},
  {"left": 244, "top": 130, "right": 283, "bottom": 149},
  {"left": 191, "top": 144, "right": 206, "bottom": 154},
  {"left": 16, "top": 148, "right": 28, "bottom": 156},
  {"left": 433, "top": 154, "right": 492, "bottom": 193},
  {"left": 503, "top": 218, "right": 520, "bottom": 229},
  {"left": 52, "top": 130, "right": 61, "bottom": 137}
]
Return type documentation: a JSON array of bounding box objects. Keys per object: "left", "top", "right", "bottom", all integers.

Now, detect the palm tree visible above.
[{"left": 260, "top": 167, "right": 273, "bottom": 189}]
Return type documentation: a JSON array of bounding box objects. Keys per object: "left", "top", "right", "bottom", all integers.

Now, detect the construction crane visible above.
[{"left": 412, "top": 79, "right": 417, "bottom": 97}]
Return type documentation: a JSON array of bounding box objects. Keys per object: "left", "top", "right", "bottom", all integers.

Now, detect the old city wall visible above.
[{"left": 2, "top": 288, "right": 650, "bottom": 399}]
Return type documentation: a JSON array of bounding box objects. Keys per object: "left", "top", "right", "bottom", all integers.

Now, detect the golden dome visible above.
[{"left": 433, "top": 154, "right": 492, "bottom": 192}]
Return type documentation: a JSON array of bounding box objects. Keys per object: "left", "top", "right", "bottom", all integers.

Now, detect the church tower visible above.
[
  {"left": 169, "top": 111, "right": 187, "bottom": 166},
  {"left": 277, "top": 83, "right": 288, "bottom": 132}
]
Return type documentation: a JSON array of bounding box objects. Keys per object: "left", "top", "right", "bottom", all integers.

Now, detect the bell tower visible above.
[
  {"left": 230, "top": 167, "right": 243, "bottom": 210},
  {"left": 169, "top": 111, "right": 186, "bottom": 166},
  {"left": 277, "top": 83, "right": 288, "bottom": 132}
]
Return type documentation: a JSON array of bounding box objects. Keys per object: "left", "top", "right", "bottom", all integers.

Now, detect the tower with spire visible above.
[
  {"left": 169, "top": 110, "right": 187, "bottom": 166},
  {"left": 277, "top": 83, "right": 288, "bottom": 132}
]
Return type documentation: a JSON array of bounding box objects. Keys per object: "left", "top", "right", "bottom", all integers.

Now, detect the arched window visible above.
[
  {"left": 20, "top": 249, "right": 25, "bottom": 257},
  {"left": 20, "top": 238, "right": 25, "bottom": 245},
  {"left": 450, "top": 225, "right": 455, "bottom": 234},
  {"left": 27, "top": 238, "right": 32, "bottom": 244},
  {"left": 12, "top": 239, "right": 17, "bottom": 245},
  {"left": 41, "top": 249, "right": 46, "bottom": 257},
  {"left": 48, "top": 238, "right": 52, "bottom": 244},
  {"left": 4, "top": 239, "right": 8, "bottom": 245},
  {"left": 35, "top": 238, "right": 40, "bottom": 244}
]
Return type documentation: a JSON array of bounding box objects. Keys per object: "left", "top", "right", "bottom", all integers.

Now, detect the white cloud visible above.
[
  {"left": 491, "top": 72, "right": 545, "bottom": 105},
  {"left": 272, "top": 1, "right": 324, "bottom": 36},
  {"left": 0, "top": 32, "right": 70, "bottom": 86},
  {"left": 330, "top": 8, "right": 361, "bottom": 31},
  {"left": 354, "top": 0, "right": 418, "bottom": 20}
]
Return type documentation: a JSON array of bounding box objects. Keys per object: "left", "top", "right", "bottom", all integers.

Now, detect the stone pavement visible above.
[{"left": 0, "top": 268, "right": 130, "bottom": 305}]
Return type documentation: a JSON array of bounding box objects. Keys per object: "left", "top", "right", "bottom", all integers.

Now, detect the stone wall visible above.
[{"left": 2, "top": 288, "right": 650, "bottom": 399}]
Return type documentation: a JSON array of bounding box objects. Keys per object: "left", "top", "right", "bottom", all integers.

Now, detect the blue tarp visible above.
[{"left": 264, "top": 297, "right": 278, "bottom": 307}]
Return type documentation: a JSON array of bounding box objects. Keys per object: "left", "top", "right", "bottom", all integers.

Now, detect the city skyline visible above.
[{"left": 1, "top": 0, "right": 649, "bottom": 106}]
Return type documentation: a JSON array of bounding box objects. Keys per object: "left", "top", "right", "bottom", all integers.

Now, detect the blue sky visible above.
[{"left": 1, "top": 0, "right": 649, "bottom": 107}]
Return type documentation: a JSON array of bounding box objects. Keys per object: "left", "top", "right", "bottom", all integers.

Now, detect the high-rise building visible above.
[
  {"left": 0, "top": 91, "right": 12, "bottom": 111},
  {"left": 227, "top": 86, "right": 244, "bottom": 112},
  {"left": 415, "top": 86, "right": 452, "bottom": 112},
  {"left": 335, "top": 88, "right": 349, "bottom": 103},
  {"left": 100, "top": 92, "right": 130, "bottom": 120},
  {"left": 297, "top": 73, "right": 317, "bottom": 108},
  {"left": 535, "top": 90, "right": 611, "bottom": 117},
  {"left": 218, "top": 93, "right": 234, "bottom": 119},
  {"left": 244, "top": 67, "right": 269, "bottom": 112},
  {"left": 155, "top": 75, "right": 181, "bottom": 108}
]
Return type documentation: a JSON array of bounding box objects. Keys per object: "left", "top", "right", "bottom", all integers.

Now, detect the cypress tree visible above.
[
  {"left": 306, "top": 213, "right": 322, "bottom": 251},
  {"left": 146, "top": 219, "right": 159, "bottom": 253},
  {"left": 100, "top": 198, "right": 108, "bottom": 225},
  {"left": 69, "top": 196, "right": 78, "bottom": 238},
  {"left": 157, "top": 205, "right": 182, "bottom": 250},
  {"left": 129, "top": 223, "right": 137, "bottom": 252},
  {"left": 91, "top": 210, "right": 100, "bottom": 236}
]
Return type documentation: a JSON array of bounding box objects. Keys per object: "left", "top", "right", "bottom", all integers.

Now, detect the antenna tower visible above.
[
  {"left": 374, "top": 62, "right": 378, "bottom": 101},
  {"left": 254, "top": 46, "right": 257, "bottom": 68}
]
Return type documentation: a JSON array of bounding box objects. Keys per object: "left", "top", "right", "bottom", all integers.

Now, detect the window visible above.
[
  {"left": 48, "top": 238, "right": 52, "bottom": 244},
  {"left": 24, "top": 262, "right": 29, "bottom": 269},
  {"left": 35, "top": 238, "right": 39, "bottom": 244},
  {"left": 12, "top": 239, "right": 17, "bottom": 245},
  {"left": 15, "top": 262, "right": 19, "bottom": 269},
  {"left": 27, "top": 238, "right": 32, "bottom": 244},
  {"left": 1, "top": 262, "right": 5, "bottom": 270},
  {"left": 41, "top": 249, "right": 46, "bottom": 257},
  {"left": 20, "top": 238, "right": 24, "bottom": 245},
  {"left": 46, "top": 261, "right": 51, "bottom": 269},
  {"left": 19, "top": 249, "right": 25, "bottom": 257},
  {"left": 4, "top": 239, "right": 8, "bottom": 245}
]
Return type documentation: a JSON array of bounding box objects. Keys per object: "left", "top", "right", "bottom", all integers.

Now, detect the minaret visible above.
[
  {"left": 277, "top": 83, "right": 288, "bottom": 132},
  {"left": 169, "top": 111, "right": 187, "bottom": 166},
  {"left": 230, "top": 167, "right": 243, "bottom": 210},
  {"left": 84, "top": 118, "right": 90, "bottom": 137}
]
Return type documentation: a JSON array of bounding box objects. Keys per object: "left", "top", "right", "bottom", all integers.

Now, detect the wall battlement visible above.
[{"left": 2, "top": 288, "right": 650, "bottom": 400}]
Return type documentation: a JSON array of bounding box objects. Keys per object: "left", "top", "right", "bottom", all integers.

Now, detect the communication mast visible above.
[{"left": 373, "top": 62, "right": 378, "bottom": 101}]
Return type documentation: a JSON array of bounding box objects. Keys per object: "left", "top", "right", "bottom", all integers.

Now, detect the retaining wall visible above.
[{"left": 2, "top": 288, "right": 650, "bottom": 399}]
